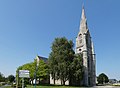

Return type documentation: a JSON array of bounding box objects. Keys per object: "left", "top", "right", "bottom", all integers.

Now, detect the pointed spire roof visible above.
[
  {"left": 81, "top": 4, "right": 86, "bottom": 20},
  {"left": 79, "top": 5, "right": 88, "bottom": 34}
]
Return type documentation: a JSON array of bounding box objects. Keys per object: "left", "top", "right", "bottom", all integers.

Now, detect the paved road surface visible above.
[
  {"left": 72, "top": 86, "right": 120, "bottom": 88},
  {"left": 92, "top": 86, "right": 120, "bottom": 88}
]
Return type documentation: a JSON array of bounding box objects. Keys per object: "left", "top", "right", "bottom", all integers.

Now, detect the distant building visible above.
[{"left": 109, "top": 79, "right": 118, "bottom": 84}]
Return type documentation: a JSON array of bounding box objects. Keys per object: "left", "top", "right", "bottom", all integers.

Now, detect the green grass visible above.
[
  {"left": 26, "top": 85, "right": 81, "bottom": 88},
  {"left": 4, "top": 86, "right": 12, "bottom": 88},
  {"left": 3, "top": 85, "right": 81, "bottom": 88}
]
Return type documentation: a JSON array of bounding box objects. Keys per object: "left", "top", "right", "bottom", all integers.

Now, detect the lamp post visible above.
[
  {"left": 34, "top": 62, "right": 37, "bottom": 88},
  {"left": 34, "top": 56, "right": 39, "bottom": 88},
  {"left": 16, "top": 70, "right": 19, "bottom": 88}
]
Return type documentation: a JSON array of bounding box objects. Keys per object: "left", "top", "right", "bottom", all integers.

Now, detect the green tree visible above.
[
  {"left": 48, "top": 37, "right": 74, "bottom": 85},
  {"left": 0, "top": 72, "right": 3, "bottom": 82},
  {"left": 16, "top": 63, "right": 33, "bottom": 87},
  {"left": 35, "top": 59, "right": 49, "bottom": 82},
  {"left": 7, "top": 75, "right": 15, "bottom": 83},
  {"left": 0, "top": 72, "right": 5, "bottom": 82},
  {"left": 97, "top": 73, "right": 109, "bottom": 84},
  {"left": 21, "top": 62, "right": 35, "bottom": 79},
  {"left": 70, "top": 54, "right": 83, "bottom": 85},
  {"left": 16, "top": 59, "right": 49, "bottom": 85}
]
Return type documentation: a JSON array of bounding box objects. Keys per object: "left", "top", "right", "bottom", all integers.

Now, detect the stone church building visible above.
[
  {"left": 75, "top": 6, "right": 96, "bottom": 86},
  {"left": 50, "top": 6, "right": 96, "bottom": 86}
]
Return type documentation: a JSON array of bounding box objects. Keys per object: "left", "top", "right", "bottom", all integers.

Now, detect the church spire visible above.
[
  {"left": 76, "top": 4, "right": 96, "bottom": 86},
  {"left": 79, "top": 5, "right": 88, "bottom": 34},
  {"left": 81, "top": 4, "right": 86, "bottom": 20}
]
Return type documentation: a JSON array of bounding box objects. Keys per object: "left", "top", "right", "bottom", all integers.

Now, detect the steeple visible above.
[
  {"left": 75, "top": 5, "right": 96, "bottom": 86},
  {"left": 79, "top": 5, "right": 88, "bottom": 34},
  {"left": 81, "top": 5, "right": 86, "bottom": 20}
]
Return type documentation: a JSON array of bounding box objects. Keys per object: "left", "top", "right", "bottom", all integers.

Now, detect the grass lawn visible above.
[
  {"left": 26, "top": 85, "right": 80, "bottom": 88},
  {"left": 3, "top": 85, "right": 81, "bottom": 88},
  {"left": 1, "top": 86, "right": 12, "bottom": 88}
]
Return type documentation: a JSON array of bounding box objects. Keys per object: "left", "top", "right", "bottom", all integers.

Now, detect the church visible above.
[
  {"left": 50, "top": 6, "right": 96, "bottom": 86},
  {"left": 75, "top": 6, "right": 96, "bottom": 86}
]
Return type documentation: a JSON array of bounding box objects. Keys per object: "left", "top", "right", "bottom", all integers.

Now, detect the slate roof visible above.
[{"left": 37, "top": 55, "right": 48, "bottom": 62}]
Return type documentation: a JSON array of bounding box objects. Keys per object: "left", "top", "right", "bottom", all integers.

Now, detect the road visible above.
[{"left": 93, "top": 86, "right": 120, "bottom": 88}]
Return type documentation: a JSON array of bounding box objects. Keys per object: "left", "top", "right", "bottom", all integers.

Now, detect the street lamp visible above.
[{"left": 34, "top": 55, "right": 39, "bottom": 88}]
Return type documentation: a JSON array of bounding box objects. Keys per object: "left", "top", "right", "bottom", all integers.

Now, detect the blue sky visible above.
[{"left": 0, "top": 0, "right": 120, "bottom": 80}]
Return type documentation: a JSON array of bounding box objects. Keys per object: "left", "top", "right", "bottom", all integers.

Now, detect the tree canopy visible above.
[
  {"left": 70, "top": 54, "right": 83, "bottom": 85},
  {"left": 16, "top": 37, "right": 84, "bottom": 86},
  {"left": 16, "top": 59, "right": 49, "bottom": 83},
  {"left": 48, "top": 37, "right": 75, "bottom": 85},
  {"left": 97, "top": 73, "right": 109, "bottom": 84},
  {"left": 0, "top": 72, "right": 5, "bottom": 82},
  {"left": 7, "top": 75, "right": 15, "bottom": 83}
]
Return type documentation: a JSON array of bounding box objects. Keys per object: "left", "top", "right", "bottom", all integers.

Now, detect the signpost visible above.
[{"left": 19, "top": 70, "right": 30, "bottom": 88}]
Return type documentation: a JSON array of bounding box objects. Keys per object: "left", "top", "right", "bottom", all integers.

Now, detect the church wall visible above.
[{"left": 50, "top": 74, "right": 69, "bottom": 85}]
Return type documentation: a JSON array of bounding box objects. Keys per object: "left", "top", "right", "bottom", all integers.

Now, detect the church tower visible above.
[{"left": 76, "top": 6, "right": 96, "bottom": 86}]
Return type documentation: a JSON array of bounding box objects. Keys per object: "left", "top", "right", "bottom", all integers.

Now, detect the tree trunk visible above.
[
  {"left": 53, "top": 74, "right": 55, "bottom": 84},
  {"left": 61, "top": 80, "right": 62, "bottom": 85},
  {"left": 63, "top": 81, "right": 65, "bottom": 85},
  {"left": 63, "top": 78, "right": 65, "bottom": 85},
  {"left": 53, "top": 78, "right": 55, "bottom": 84}
]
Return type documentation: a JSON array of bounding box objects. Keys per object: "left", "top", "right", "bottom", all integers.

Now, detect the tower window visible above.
[
  {"left": 79, "top": 49, "right": 81, "bottom": 51},
  {"left": 79, "top": 34, "right": 82, "bottom": 36}
]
